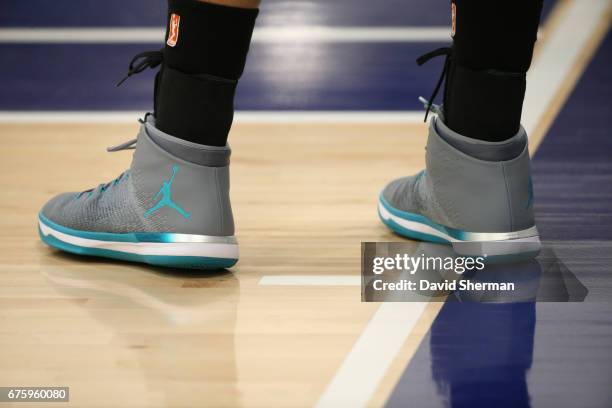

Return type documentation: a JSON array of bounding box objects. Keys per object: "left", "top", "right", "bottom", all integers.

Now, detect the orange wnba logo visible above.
[{"left": 167, "top": 13, "right": 180, "bottom": 47}]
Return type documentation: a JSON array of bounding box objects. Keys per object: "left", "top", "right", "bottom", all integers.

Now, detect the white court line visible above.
[
  {"left": 317, "top": 302, "right": 428, "bottom": 408},
  {"left": 0, "top": 26, "right": 451, "bottom": 43},
  {"left": 259, "top": 275, "right": 360, "bottom": 286},
  {"left": 0, "top": 111, "right": 426, "bottom": 124}
]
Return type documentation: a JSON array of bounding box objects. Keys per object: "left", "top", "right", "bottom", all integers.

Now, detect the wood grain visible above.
[{"left": 0, "top": 121, "right": 427, "bottom": 407}]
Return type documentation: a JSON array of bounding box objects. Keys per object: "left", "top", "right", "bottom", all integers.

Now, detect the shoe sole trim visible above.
[
  {"left": 378, "top": 194, "right": 541, "bottom": 257},
  {"left": 378, "top": 194, "right": 538, "bottom": 242},
  {"left": 39, "top": 213, "right": 236, "bottom": 244},
  {"left": 38, "top": 215, "right": 238, "bottom": 269}
]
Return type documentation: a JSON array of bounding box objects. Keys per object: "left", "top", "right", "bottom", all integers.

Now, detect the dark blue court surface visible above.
[
  {"left": 0, "top": 42, "right": 447, "bottom": 111},
  {"left": 0, "top": 0, "right": 556, "bottom": 112},
  {"left": 532, "top": 34, "right": 612, "bottom": 241},
  {"left": 386, "top": 30, "right": 612, "bottom": 408}
]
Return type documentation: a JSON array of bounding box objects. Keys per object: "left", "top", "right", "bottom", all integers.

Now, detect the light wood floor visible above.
[{"left": 0, "top": 121, "right": 434, "bottom": 407}]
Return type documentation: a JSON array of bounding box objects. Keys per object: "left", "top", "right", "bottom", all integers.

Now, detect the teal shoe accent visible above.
[
  {"left": 144, "top": 164, "right": 191, "bottom": 219},
  {"left": 38, "top": 213, "right": 217, "bottom": 244},
  {"left": 40, "top": 213, "right": 138, "bottom": 242},
  {"left": 39, "top": 227, "right": 237, "bottom": 270},
  {"left": 377, "top": 206, "right": 449, "bottom": 244},
  {"left": 378, "top": 194, "right": 490, "bottom": 241},
  {"left": 379, "top": 194, "right": 451, "bottom": 235},
  {"left": 378, "top": 193, "right": 454, "bottom": 242}
]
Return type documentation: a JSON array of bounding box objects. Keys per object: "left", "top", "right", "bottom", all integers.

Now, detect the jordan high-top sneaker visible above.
[
  {"left": 379, "top": 115, "right": 540, "bottom": 258},
  {"left": 39, "top": 115, "right": 238, "bottom": 269}
]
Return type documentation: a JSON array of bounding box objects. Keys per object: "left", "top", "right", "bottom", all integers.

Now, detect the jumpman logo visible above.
[{"left": 144, "top": 165, "right": 191, "bottom": 219}]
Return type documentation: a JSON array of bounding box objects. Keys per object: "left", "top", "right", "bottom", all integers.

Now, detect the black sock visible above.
[
  {"left": 155, "top": 0, "right": 258, "bottom": 146},
  {"left": 443, "top": 0, "right": 543, "bottom": 142}
]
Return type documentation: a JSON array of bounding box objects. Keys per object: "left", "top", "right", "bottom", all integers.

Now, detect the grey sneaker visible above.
[
  {"left": 38, "top": 115, "right": 238, "bottom": 269},
  {"left": 378, "top": 115, "right": 541, "bottom": 258}
]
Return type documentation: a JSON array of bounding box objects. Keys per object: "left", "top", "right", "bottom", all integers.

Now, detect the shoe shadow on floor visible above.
[
  {"left": 42, "top": 245, "right": 235, "bottom": 277},
  {"left": 38, "top": 248, "right": 242, "bottom": 407}
]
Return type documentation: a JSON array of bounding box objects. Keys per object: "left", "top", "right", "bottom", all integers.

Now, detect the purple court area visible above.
[{"left": 0, "top": 0, "right": 557, "bottom": 111}]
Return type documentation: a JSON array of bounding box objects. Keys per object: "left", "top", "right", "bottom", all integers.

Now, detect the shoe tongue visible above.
[
  {"left": 434, "top": 117, "right": 527, "bottom": 161},
  {"left": 141, "top": 115, "right": 231, "bottom": 167}
]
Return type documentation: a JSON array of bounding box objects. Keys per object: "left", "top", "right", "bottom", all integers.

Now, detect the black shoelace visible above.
[
  {"left": 416, "top": 46, "right": 452, "bottom": 122},
  {"left": 116, "top": 49, "right": 164, "bottom": 87}
]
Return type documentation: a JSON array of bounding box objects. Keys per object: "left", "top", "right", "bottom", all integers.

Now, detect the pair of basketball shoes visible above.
[{"left": 38, "top": 57, "right": 541, "bottom": 269}]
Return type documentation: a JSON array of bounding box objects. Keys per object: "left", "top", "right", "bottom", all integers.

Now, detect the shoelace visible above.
[
  {"left": 116, "top": 49, "right": 164, "bottom": 87},
  {"left": 106, "top": 116, "right": 150, "bottom": 152},
  {"left": 416, "top": 46, "right": 452, "bottom": 122},
  {"left": 76, "top": 133, "right": 139, "bottom": 198},
  {"left": 76, "top": 170, "right": 129, "bottom": 198},
  {"left": 106, "top": 138, "right": 137, "bottom": 152},
  {"left": 77, "top": 51, "right": 158, "bottom": 198}
]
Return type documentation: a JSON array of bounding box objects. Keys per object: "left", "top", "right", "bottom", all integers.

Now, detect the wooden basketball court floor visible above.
[
  {"left": 1, "top": 0, "right": 611, "bottom": 407},
  {"left": 1, "top": 121, "right": 438, "bottom": 407}
]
